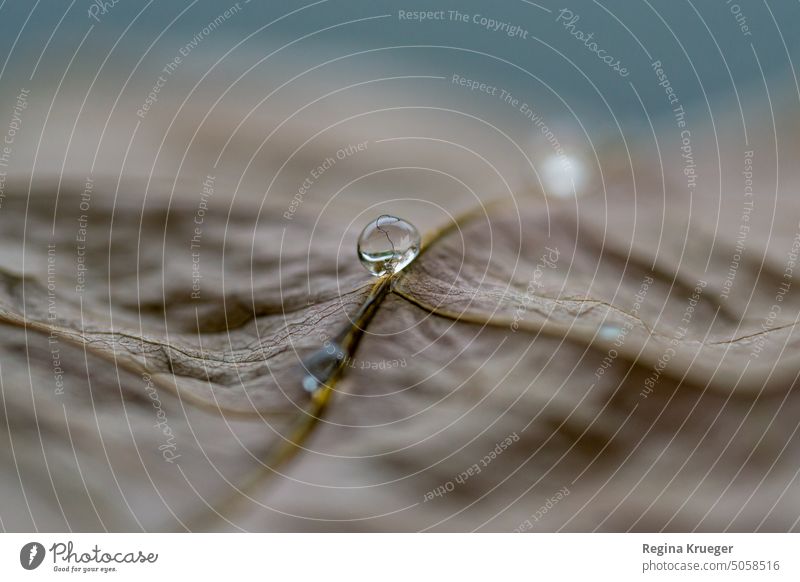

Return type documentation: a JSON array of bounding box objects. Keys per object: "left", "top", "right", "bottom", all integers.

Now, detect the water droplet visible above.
[
  {"left": 540, "top": 154, "right": 586, "bottom": 198},
  {"left": 301, "top": 343, "right": 345, "bottom": 393},
  {"left": 599, "top": 325, "right": 622, "bottom": 341},
  {"left": 357, "top": 215, "right": 421, "bottom": 276}
]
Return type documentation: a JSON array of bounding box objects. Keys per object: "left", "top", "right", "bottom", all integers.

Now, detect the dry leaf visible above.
[{"left": 2, "top": 79, "right": 800, "bottom": 533}]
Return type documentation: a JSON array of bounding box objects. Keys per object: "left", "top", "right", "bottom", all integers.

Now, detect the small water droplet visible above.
[
  {"left": 301, "top": 343, "right": 345, "bottom": 393},
  {"left": 599, "top": 325, "right": 622, "bottom": 341},
  {"left": 540, "top": 154, "right": 586, "bottom": 198},
  {"left": 357, "top": 215, "right": 421, "bottom": 276}
]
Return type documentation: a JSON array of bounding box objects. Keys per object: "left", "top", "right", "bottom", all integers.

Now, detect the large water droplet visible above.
[{"left": 357, "top": 215, "right": 421, "bottom": 276}]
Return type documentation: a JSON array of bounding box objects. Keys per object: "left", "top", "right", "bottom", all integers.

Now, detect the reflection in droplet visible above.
[
  {"left": 357, "top": 215, "right": 421, "bottom": 276},
  {"left": 541, "top": 154, "right": 586, "bottom": 198}
]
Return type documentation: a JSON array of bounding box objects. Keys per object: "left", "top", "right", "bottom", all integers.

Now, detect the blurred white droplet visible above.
[
  {"left": 598, "top": 325, "right": 622, "bottom": 341},
  {"left": 540, "top": 155, "right": 585, "bottom": 198}
]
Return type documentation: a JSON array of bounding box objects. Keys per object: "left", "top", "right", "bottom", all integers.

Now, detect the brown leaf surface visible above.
[{"left": 2, "top": 83, "right": 800, "bottom": 532}]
